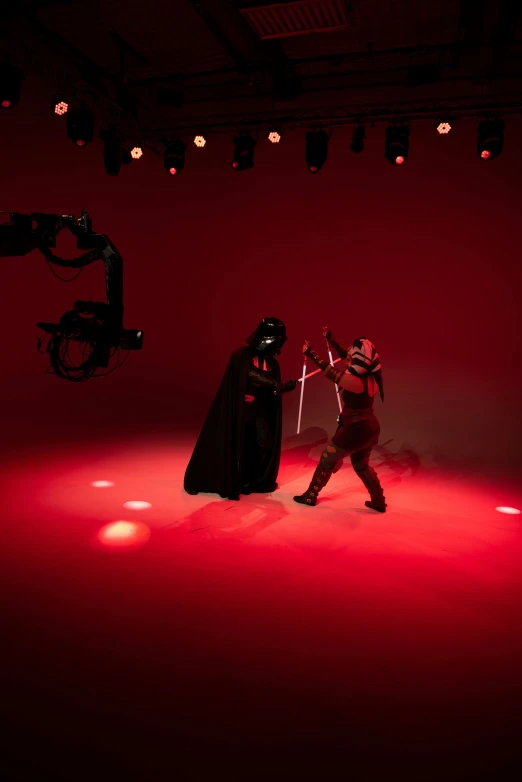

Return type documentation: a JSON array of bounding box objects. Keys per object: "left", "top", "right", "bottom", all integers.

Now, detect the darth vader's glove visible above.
[
  {"left": 279, "top": 379, "right": 297, "bottom": 394},
  {"left": 248, "top": 371, "right": 297, "bottom": 395}
]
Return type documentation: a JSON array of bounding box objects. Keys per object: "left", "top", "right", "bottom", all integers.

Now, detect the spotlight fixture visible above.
[
  {"left": 385, "top": 126, "right": 410, "bottom": 165},
  {"left": 232, "top": 134, "right": 256, "bottom": 170},
  {"left": 67, "top": 108, "right": 94, "bottom": 146},
  {"left": 350, "top": 125, "right": 365, "bottom": 153},
  {"left": 305, "top": 130, "right": 329, "bottom": 173},
  {"left": 100, "top": 128, "right": 122, "bottom": 176},
  {"left": 436, "top": 121, "right": 452, "bottom": 135},
  {"left": 130, "top": 146, "right": 143, "bottom": 159},
  {"left": 0, "top": 62, "right": 22, "bottom": 109},
  {"left": 268, "top": 131, "right": 281, "bottom": 144},
  {"left": 52, "top": 95, "right": 69, "bottom": 116},
  {"left": 164, "top": 139, "right": 186, "bottom": 175},
  {"left": 477, "top": 119, "right": 504, "bottom": 161},
  {"left": 194, "top": 135, "right": 207, "bottom": 148}
]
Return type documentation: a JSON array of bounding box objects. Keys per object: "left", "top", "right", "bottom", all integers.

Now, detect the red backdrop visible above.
[{"left": 1, "top": 88, "right": 521, "bottom": 469}]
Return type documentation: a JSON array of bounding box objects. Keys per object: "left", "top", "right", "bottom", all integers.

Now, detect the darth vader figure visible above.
[{"left": 184, "top": 317, "right": 297, "bottom": 500}]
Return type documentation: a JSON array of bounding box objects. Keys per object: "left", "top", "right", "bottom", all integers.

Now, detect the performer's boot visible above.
[
  {"left": 354, "top": 465, "right": 386, "bottom": 513},
  {"left": 293, "top": 461, "right": 340, "bottom": 506}
]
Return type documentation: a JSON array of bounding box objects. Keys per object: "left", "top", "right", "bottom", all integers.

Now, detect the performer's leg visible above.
[
  {"left": 241, "top": 417, "right": 258, "bottom": 491},
  {"left": 250, "top": 416, "right": 276, "bottom": 491},
  {"left": 351, "top": 447, "right": 386, "bottom": 512},
  {"left": 293, "top": 442, "right": 346, "bottom": 506}
]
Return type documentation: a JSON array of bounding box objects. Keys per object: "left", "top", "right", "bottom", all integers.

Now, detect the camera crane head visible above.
[{"left": 0, "top": 209, "right": 143, "bottom": 381}]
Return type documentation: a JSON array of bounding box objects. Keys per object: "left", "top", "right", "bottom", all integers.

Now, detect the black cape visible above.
[{"left": 183, "top": 346, "right": 283, "bottom": 500}]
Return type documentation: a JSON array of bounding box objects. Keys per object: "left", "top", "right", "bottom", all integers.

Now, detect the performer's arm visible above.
[
  {"left": 304, "top": 346, "right": 363, "bottom": 392},
  {"left": 248, "top": 369, "right": 297, "bottom": 394},
  {"left": 324, "top": 329, "right": 348, "bottom": 360}
]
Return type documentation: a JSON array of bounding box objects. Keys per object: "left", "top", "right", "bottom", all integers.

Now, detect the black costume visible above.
[
  {"left": 184, "top": 318, "right": 296, "bottom": 501},
  {"left": 293, "top": 334, "right": 386, "bottom": 512}
]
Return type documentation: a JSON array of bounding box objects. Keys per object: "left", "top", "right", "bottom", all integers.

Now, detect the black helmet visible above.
[{"left": 246, "top": 317, "right": 287, "bottom": 355}]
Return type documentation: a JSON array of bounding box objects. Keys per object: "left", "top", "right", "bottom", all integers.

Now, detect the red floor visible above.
[{"left": 2, "top": 430, "right": 522, "bottom": 780}]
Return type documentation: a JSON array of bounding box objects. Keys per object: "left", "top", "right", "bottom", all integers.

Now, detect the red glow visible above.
[
  {"left": 92, "top": 480, "right": 114, "bottom": 488},
  {"left": 1, "top": 100, "right": 11, "bottom": 109},
  {"left": 54, "top": 101, "right": 68, "bottom": 116},
  {"left": 268, "top": 131, "right": 281, "bottom": 144},
  {"left": 169, "top": 166, "right": 177, "bottom": 175},
  {"left": 131, "top": 146, "right": 143, "bottom": 160},
  {"left": 194, "top": 135, "right": 206, "bottom": 148},
  {"left": 97, "top": 520, "right": 151, "bottom": 549},
  {"left": 395, "top": 155, "right": 405, "bottom": 165},
  {"left": 481, "top": 149, "right": 491, "bottom": 160},
  {"left": 123, "top": 500, "right": 152, "bottom": 511},
  {"left": 76, "top": 139, "right": 85, "bottom": 147},
  {"left": 496, "top": 506, "right": 521, "bottom": 515},
  {"left": 309, "top": 165, "right": 318, "bottom": 172},
  {"left": 2, "top": 434, "right": 522, "bottom": 777},
  {"left": 437, "top": 122, "right": 451, "bottom": 135},
  {"left": 232, "top": 161, "right": 239, "bottom": 169}
]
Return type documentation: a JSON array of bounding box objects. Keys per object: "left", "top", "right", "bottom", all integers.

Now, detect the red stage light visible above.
[
  {"left": 97, "top": 521, "right": 151, "bottom": 549},
  {"left": 123, "top": 500, "right": 152, "bottom": 510},
  {"left": 437, "top": 122, "right": 451, "bottom": 135},
  {"left": 92, "top": 480, "right": 114, "bottom": 488},
  {"left": 194, "top": 135, "right": 206, "bottom": 148},
  {"left": 232, "top": 161, "right": 239, "bottom": 169},
  {"left": 309, "top": 165, "right": 318, "bottom": 172},
  {"left": 76, "top": 139, "right": 85, "bottom": 147},
  {"left": 395, "top": 155, "right": 405, "bottom": 165},
  {"left": 1, "top": 99, "right": 11, "bottom": 109},
  {"left": 495, "top": 506, "right": 521, "bottom": 515},
  {"left": 54, "top": 101, "right": 68, "bottom": 116},
  {"left": 131, "top": 146, "right": 143, "bottom": 159},
  {"left": 169, "top": 166, "right": 177, "bottom": 175},
  {"left": 481, "top": 149, "right": 491, "bottom": 160},
  {"left": 268, "top": 131, "right": 281, "bottom": 144}
]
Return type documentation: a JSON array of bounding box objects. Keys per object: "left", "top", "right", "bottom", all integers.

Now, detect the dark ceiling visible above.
[{"left": 2, "top": 1, "right": 522, "bottom": 149}]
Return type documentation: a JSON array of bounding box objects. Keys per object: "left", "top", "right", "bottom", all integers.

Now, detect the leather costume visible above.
[{"left": 293, "top": 334, "right": 386, "bottom": 512}]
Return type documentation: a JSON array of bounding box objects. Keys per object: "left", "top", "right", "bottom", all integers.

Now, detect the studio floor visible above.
[{"left": 2, "top": 429, "right": 521, "bottom": 780}]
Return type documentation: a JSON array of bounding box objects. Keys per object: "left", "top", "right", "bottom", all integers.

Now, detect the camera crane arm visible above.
[{"left": 0, "top": 209, "right": 142, "bottom": 381}]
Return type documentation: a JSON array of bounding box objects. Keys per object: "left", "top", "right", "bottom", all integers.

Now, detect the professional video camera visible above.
[{"left": 0, "top": 210, "right": 143, "bottom": 381}]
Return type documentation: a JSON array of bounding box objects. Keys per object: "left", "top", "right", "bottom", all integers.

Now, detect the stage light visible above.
[
  {"left": 0, "top": 63, "right": 22, "bottom": 109},
  {"left": 100, "top": 128, "right": 122, "bottom": 176},
  {"left": 130, "top": 146, "right": 143, "bottom": 159},
  {"left": 385, "top": 126, "right": 410, "bottom": 165},
  {"left": 164, "top": 139, "right": 186, "bottom": 175},
  {"left": 305, "top": 129, "right": 329, "bottom": 173},
  {"left": 268, "top": 131, "right": 281, "bottom": 144},
  {"left": 92, "top": 480, "right": 114, "bottom": 488},
  {"left": 350, "top": 125, "right": 365, "bottom": 153},
  {"left": 495, "top": 506, "right": 521, "bottom": 515},
  {"left": 232, "top": 134, "right": 256, "bottom": 170},
  {"left": 194, "top": 135, "right": 207, "bottom": 148},
  {"left": 123, "top": 500, "right": 152, "bottom": 510},
  {"left": 53, "top": 98, "right": 68, "bottom": 116},
  {"left": 478, "top": 119, "right": 504, "bottom": 161},
  {"left": 67, "top": 108, "right": 94, "bottom": 146},
  {"left": 436, "top": 121, "right": 451, "bottom": 135}
]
